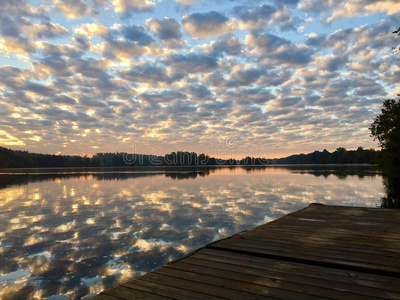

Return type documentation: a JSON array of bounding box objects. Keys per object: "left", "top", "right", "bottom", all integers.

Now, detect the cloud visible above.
[
  {"left": 305, "top": 32, "right": 326, "bottom": 47},
  {"left": 146, "top": 17, "right": 183, "bottom": 48},
  {"left": 119, "top": 62, "right": 184, "bottom": 84},
  {"left": 34, "top": 55, "right": 72, "bottom": 78},
  {"left": 305, "top": 20, "right": 397, "bottom": 57},
  {"left": 111, "top": 0, "right": 156, "bottom": 14},
  {"left": 298, "top": 0, "right": 337, "bottom": 14},
  {"left": 146, "top": 18, "right": 182, "bottom": 40},
  {"left": 185, "top": 84, "right": 212, "bottom": 99},
  {"left": 25, "top": 81, "right": 55, "bottom": 96},
  {"left": 232, "top": 4, "right": 276, "bottom": 31},
  {"left": 182, "top": 11, "right": 234, "bottom": 38},
  {"left": 121, "top": 25, "right": 154, "bottom": 45},
  {"left": 380, "top": 69, "right": 400, "bottom": 84},
  {"left": 328, "top": 0, "right": 400, "bottom": 22},
  {"left": 102, "top": 25, "right": 157, "bottom": 60},
  {"left": 50, "top": 95, "right": 77, "bottom": 105},
  {"left": 0, "top": 36, "right": 35, "bottom": 54},
  {"left": 271, "top": 7, "right": 301, "bottom": 31},
  {"left": 352, "top": 77, "right": 387, "bottom": 97},
  {"left": 0, "top": 15, "right": 36, "bottom": 54},
  {"left": 0, "top": 0, "right": 48, "bottom": 20},
  {"left": 225, "top": 87, "right": 274, "bottom": 104},
  {"left": 73, "top": 23, "right": 108, "bottom": 39},
  {"left": 274, "top": 96, "right": 302, "bottom": 108},
  {"left": 232, "top": 4, "right": 300, "bottom": 32},
  {"left": 277, "top": 0, "right": 300, "bottom": 4},
  {"left": 0, "top": 14, "right": 22, "bottom": 37},
  {"left": 29, "top": 22, "right": 69, "bottom": 39},
  {"left": 35, "top": 106, "right": 78, "bottom": 121},
  {"left": 313, "top": 54, "right": 349, "bottom": 72},
  {"left": 53, "top": 0, "right": 96, "bottom": 19},
  {"left": 299, "top": 0, "right": 400, "bottom": 23},
  {"left": 0, "top": 66, "right": 30, "bottom": 88},
  {"left": 71, "top": 35, "right": 91, "bottom": 51},
  {"left": 175, "top": 0, "right": 196, "bottom": 7},
  {"left": 246, "top": 33, "right": 313, "bottom": 66},
  {"left": 166, "top": 53, "right": 219, "bottom": 73},
  {"left": 228, "top": 66, "right": 266, "bottom": 86},
  {"left": 70, "top": 57, "right": 109, "bottom": 78},
  {"left": 140, "top": 89, "right": 187, "bottom": 103},
  {"left": 202, "top": 35, "right": 243, "bottom": 56}
]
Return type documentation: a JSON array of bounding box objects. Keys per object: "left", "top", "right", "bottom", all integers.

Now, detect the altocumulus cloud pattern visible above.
[{"left": 0, "top": 0, "right": 399, "bottom": 157}]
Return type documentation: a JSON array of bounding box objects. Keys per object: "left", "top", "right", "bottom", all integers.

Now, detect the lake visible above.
[{"left": 0, "top": 166, "right": 384, "bottom": 299}]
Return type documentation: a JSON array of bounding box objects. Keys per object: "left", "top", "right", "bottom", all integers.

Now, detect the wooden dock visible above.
[{"left": 94, "top": 204, "right": 400, "bottom": 299}]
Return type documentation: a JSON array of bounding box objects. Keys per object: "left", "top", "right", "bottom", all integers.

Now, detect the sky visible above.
[{"left": 0, "top": 0, "right": 399, "bottom": 158}]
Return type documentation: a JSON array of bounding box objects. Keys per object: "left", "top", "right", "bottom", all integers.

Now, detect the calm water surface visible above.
[{"left": 0, "top": 166, "right": 383, "bottom": 299}]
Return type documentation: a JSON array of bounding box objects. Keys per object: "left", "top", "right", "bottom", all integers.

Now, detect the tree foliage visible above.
[
  {"left": 370, "top": 99, "right": 400, "bottom": 148},
  {"left": 369, "top": 99, "right": 400, "bottom": 171}
]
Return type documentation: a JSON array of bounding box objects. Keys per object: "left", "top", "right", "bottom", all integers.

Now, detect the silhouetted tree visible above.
[{"left": 370, "top": 99, "right": 400, "bottom": 172}]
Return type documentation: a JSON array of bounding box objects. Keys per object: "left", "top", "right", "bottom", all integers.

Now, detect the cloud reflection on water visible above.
[{"left": 0, "top": 166, "right": 383, "bottom": 299}]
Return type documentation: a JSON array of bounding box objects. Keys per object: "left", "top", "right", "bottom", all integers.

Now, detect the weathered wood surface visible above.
[{"left": 94, "top": 204, "right": 400, "bottom": 299}]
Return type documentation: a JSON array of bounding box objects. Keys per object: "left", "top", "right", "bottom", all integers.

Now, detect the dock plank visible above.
[
  {"left": 123, "top": 278, "right": 221, "bottom": 300},
  {"left": 94, "top": 295, "right": 121, "bottom": 300},
  {"left": 103, "top": 286, "right": 169, "bottom": 300},
  {"left": 163, "top": 260, "right": 391, "bottom": 299},
  {"left": 211, "top": 238, "right": 400, "bottom": 268},
  {"left": 240, "top": 229, "right": 400, "bottom": 251},
  {"left": 193, "top": 249, "right": 400, "bottom": 293},
  {"left": 94, "top": 204, "right": 400, "bottom": 299},
  {"left": 233, "top": 233, "right": 400, "bottom": 257}
]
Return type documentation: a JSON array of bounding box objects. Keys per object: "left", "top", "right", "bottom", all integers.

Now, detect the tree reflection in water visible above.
[{"left": 381, "top": 172, "right": 400, "bottom": 208}]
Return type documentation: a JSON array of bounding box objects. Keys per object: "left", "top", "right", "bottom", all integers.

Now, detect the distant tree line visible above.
[
  {"left": 0, "top": 147, "right": 92, "bottom": 168},
  {"left": 0, "top": 146, "right": 382, "bottom": 169},
  {"left": 273, "top": 147, "right": 382, "bottom": 165}
]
